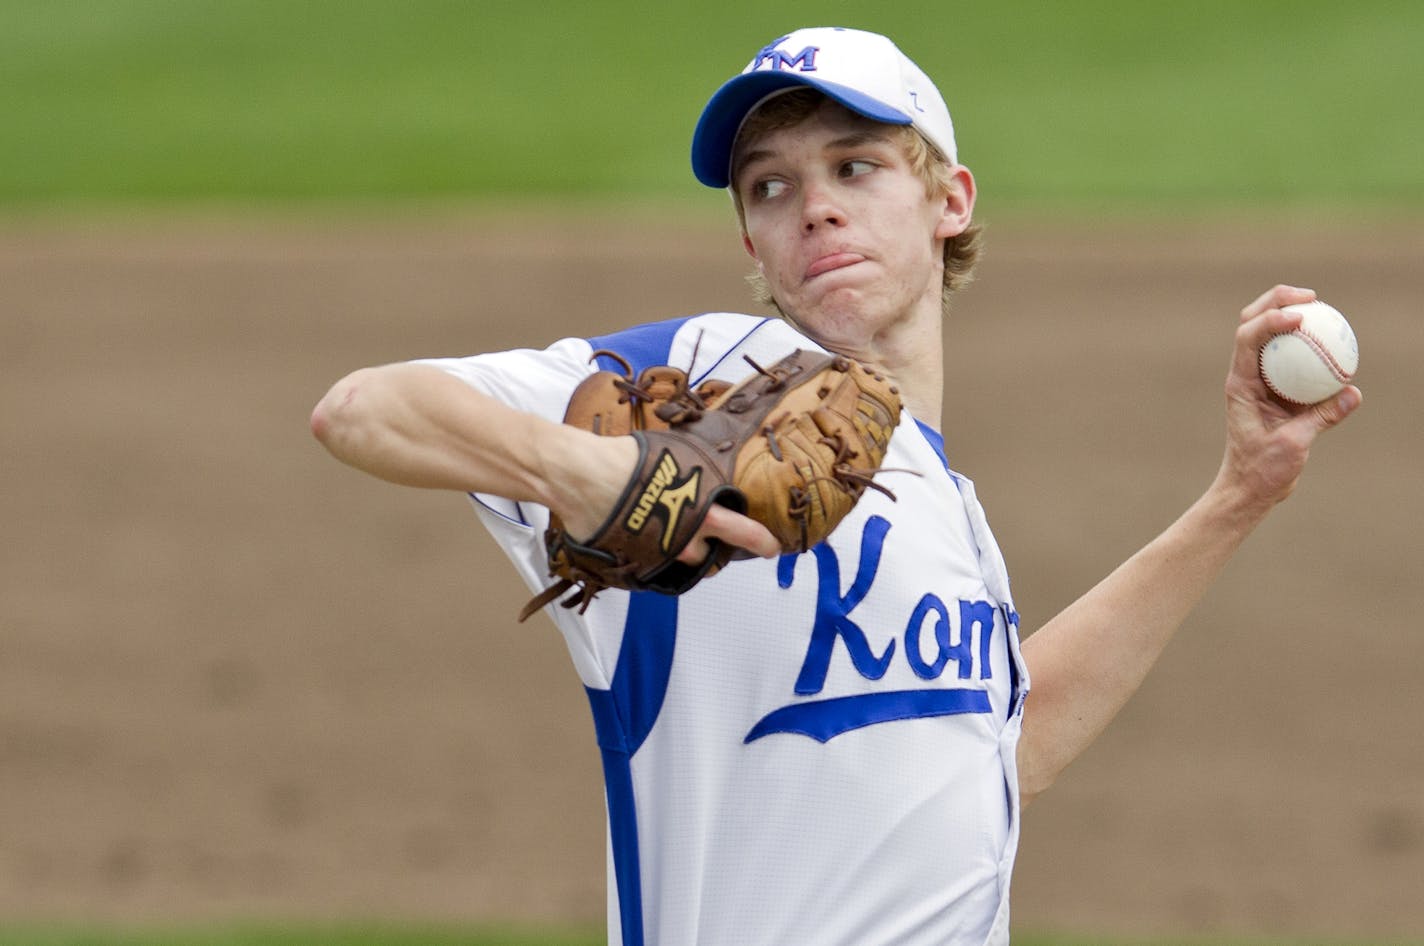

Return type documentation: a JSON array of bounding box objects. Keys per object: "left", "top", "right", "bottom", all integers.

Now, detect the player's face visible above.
[{"left": 733, "top": 103, "right": 972, "bottom": 358}]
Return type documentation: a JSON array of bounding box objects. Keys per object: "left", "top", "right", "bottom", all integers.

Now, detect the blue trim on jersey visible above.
[
  {"left": 590, "top": 317, "right": 696, "bottom": 375},
  {"left": 611, "top": 593, "right": 678, "bottom": 754},
  {"left": 589, "top": 314, "right": 785, "bottom": 384},
  {"left": 581, "top": 591, "right": 679, "bottom": 946},
  {"left": 590, "top": 740, "right": 643, "bottom": 946},
  {"left": 744, "top": 688, "right": 992, "bottom": 744},
  {"left": 914, "top": 419, "right": 948, "bottom": 467}
]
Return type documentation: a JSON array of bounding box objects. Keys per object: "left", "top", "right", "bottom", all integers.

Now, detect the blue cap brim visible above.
[{"left": 691, "top": 71, "right": 913, "bottom": 188}]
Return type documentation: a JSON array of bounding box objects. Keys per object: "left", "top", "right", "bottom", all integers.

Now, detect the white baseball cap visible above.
[{"left": 691, "top": 27, "right": 958, "bottom": 189}]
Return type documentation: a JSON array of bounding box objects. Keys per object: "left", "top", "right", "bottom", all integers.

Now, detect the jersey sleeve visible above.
[
  {"left": 410, "top": 335, "right": 591, "bottom": 539},
  {"left": 415, "top": 335, "right": 596, "bottom": 425}
]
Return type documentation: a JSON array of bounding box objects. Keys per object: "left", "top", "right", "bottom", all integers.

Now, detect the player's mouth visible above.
[{"left": 804, "top": 252, "right": 867, "bottom": 281}]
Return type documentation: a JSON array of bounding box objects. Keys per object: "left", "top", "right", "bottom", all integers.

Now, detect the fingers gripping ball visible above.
[
  {"left": 518, "top": 349, "right": 904, "bottom": 621},
  {"left": 1259, "top": 301, "right": 1360, "bottom": 405}
]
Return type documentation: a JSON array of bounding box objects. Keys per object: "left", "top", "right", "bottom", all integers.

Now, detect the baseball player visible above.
[{"left": 311, "top": 27, "right": 1361, "bottom": 946}]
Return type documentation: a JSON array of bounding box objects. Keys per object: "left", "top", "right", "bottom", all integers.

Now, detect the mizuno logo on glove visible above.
[{"left": 626, "top": 450, "right": 702, "bottom": 551}]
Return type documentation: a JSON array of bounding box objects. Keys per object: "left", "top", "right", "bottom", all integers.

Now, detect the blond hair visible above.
[{"left": 728, "top": 88, "right": 982, "bottom": 316}]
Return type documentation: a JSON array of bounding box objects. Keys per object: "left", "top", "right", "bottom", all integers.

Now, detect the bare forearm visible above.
[
  {"left": 1016, "top": 481, "right": 1268, "bottom": 801},
  {"left": 310, "top": 363, "right": 624, "bottom": 516},
  {"left": 311, "top": 362, "right": 777, "bottom": 561}
]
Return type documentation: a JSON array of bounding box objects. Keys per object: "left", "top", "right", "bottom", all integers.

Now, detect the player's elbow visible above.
[
  {"left": 1016, "top": 764, "right": 1059, "bottom": 809},
  {"left": 309, "top": 398, "right": 333, "bottom": 445},
  {"left": 1014, "top": 729, "right": 1065, "bottom": 808},
  {"left": 310, "top": 368, "right": 377, "bottom": 454}
]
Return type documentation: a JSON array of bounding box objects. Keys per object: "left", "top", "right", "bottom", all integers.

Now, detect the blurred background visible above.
[{"left": 3, "top": 2, "right": 1422, "bottom": 944}]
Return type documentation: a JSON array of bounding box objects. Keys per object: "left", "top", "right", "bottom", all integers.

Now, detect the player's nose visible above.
[{"left": 800, "top": 180, "right": 844, "bottom": 231}]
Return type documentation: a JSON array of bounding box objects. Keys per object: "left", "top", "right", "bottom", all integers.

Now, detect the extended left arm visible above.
[{"left": 1016, "top": 285, "right": 1362, "bottom": 805}]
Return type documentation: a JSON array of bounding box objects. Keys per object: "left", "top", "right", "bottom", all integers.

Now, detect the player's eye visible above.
[
  {"left": 752, "top": 178, "right": 789, "bottom": 200},
  {"left": 838, "top": 159, "right": 876, "bottom": 180}
]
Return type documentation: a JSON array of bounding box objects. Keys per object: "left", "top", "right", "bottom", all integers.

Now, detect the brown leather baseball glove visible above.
[{"left": 517, "top": 348, "right": 903, "bottom": 621}]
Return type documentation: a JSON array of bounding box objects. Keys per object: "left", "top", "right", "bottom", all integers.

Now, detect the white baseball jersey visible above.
[{"left": 419, "top": 313, "right": 1029, "bottom": 946}]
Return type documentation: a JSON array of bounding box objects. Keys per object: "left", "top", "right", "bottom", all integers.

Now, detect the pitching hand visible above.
[{"left": 1217, "top": 284, "right": 1362, "bottom": 511}]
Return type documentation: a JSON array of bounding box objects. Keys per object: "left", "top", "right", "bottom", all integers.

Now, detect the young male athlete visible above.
[{"left": 311, "top": 27, "right": 1361, "bottom": 946}]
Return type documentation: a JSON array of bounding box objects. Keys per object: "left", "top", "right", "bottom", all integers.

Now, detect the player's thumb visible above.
[
  {"left": 1311, "top": 385, "right": 1363, "bottom": 431},
  {"left": 678, "top": 504, "right": 780, "bottom": 564}
]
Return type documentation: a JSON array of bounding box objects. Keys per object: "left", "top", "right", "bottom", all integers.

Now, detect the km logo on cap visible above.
[{"left": 752, "top": 36, "right": 818, "bottom": 73}]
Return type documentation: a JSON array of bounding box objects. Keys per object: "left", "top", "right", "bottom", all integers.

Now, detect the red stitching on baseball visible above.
[
  {"left": 1295, "top": 329, "right": 1352, "bottom": 383},
  {"left": 1258, "top": 347, "right": 1289, "bottom": 400}
]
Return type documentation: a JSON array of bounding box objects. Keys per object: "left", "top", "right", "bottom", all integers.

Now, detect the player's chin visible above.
[{"left": 798, "top": 268, "right": 877, "bottom": 306}]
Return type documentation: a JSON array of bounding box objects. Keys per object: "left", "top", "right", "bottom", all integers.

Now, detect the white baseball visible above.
[{"left": 1258, "top": 300, "right": 1359, "bottom": 405}]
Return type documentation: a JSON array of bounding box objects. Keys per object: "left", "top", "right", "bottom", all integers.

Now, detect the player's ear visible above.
[
  {"left": 741, "top": 230, "right": 761, "bottom": 265},
  {"left": 933, "top": 165, "right": 976, "bottom": 240}
]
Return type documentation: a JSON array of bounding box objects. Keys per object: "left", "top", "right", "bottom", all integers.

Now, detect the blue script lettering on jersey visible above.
[
  {"left": 906, "top": 597, "right": 998, "bottom": 682},
  {"left": 752, "top": 37, "right": 818, "bottom": 73},
  {"left": 747, "top": 515, "right": 996, "bottom": 743},
  {"left": 788, "top": 515, "right": 895, "bottom": 695}
]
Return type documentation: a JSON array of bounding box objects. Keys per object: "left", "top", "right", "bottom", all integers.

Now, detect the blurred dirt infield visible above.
[{"left": 2, "top": 215, "right": 1421, "bottom": 940}]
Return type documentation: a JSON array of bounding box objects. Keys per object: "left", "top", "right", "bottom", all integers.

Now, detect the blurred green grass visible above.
[{"left": 2, "top": 0, "right": 1421, "bottom": 212}]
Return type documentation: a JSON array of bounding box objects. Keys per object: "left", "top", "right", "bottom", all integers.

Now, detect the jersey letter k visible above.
[{"left": 784, "top": 515, "right": 894, "bottom": 694}]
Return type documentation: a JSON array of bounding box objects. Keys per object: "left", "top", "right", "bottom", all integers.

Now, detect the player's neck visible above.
[
  {"left": 868, "top": 311, "right": 944, "bottom": 428},
  {"left": 782, "top": 300, "right": 944, "bottom": 425},
  {"left": 892, "top": 356, "right": 943, "bottom": 428}
]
